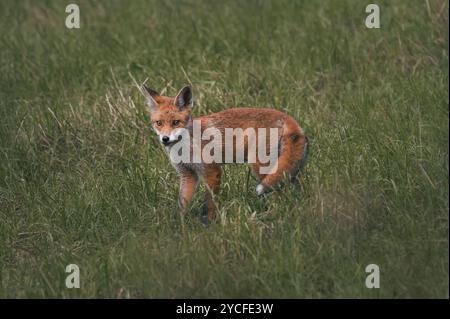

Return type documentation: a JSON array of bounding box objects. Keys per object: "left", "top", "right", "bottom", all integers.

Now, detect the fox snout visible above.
[
  {"left": 161, "top": 136, "right": 170, "bottom": 145},
  {"left": 160, "top": 131, "right": 184, "bottom": 146}
]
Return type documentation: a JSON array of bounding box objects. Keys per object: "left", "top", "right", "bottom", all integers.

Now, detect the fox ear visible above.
[
  {"left": 140, "top": 85, "right": 159, "bottom": 111},
  {"left": 174, "top": 85, "right": 193, "bottom": 110}
]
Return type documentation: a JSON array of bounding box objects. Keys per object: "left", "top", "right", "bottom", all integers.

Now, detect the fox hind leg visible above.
[
  {"left": 256, "top": 131, "right": 307, "bottom": 196},
  {"left": 250, "top": 162, "right": 266, "bottom": 182},
  {"left": 202, "top": 165, "right": 222, "bottom": 224},
  {"left": 250, "top": 162, "right": 270, "bottom": 196}
]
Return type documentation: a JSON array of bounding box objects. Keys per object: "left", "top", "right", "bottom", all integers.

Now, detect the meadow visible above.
[{"left": 0, "top": 0, "right": 448, "bottom": 298}]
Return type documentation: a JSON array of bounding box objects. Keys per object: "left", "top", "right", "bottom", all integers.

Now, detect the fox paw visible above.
[
  {"left": 256, "top": 184, "right": 266, "bottom": 196},
  {"left": 201, "top": 215, "right": 209, "bottom": 226}
]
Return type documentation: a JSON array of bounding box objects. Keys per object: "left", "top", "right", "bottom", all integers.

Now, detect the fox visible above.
[{"left": 141, "top": 84, "right": 309, "bottom": 224}]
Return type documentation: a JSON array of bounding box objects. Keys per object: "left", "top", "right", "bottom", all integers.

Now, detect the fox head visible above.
[{"left": 142, "top": 85, "right": 193, "bottom": 146}]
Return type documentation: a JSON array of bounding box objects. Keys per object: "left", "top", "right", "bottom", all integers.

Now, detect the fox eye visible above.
[
  {"left": 172, "top": 120, "right": 180, "bottom": 126},
  {"left": 155, "top": 120, "right": 162, "bottom": 126}
]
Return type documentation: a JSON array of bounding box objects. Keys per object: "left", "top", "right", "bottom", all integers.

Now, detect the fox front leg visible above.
[{"left": 178, "top": 169, "right": 199, "bottom": 217}]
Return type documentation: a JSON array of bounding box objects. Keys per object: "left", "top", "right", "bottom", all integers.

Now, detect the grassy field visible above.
[{"left": 0, "top": 0, "right": 448, "bottom": 298}]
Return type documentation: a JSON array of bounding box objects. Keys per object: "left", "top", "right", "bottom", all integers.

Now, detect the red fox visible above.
[{"left": 141, "top": 84, "right": 309, "bottom": 224}]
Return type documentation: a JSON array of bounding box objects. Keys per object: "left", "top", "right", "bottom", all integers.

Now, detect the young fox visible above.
[{"left": 141, "top": 84, "right": 308, "bottom": 223}]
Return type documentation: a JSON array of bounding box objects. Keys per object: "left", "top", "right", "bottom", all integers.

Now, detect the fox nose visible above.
[{"left": 162, "top": 136, "right": 170, "bottom": 144}]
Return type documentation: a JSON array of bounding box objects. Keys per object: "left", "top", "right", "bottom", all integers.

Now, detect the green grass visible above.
[{"left": 0, "top": 0, "right": 448, "bottom": 298}]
